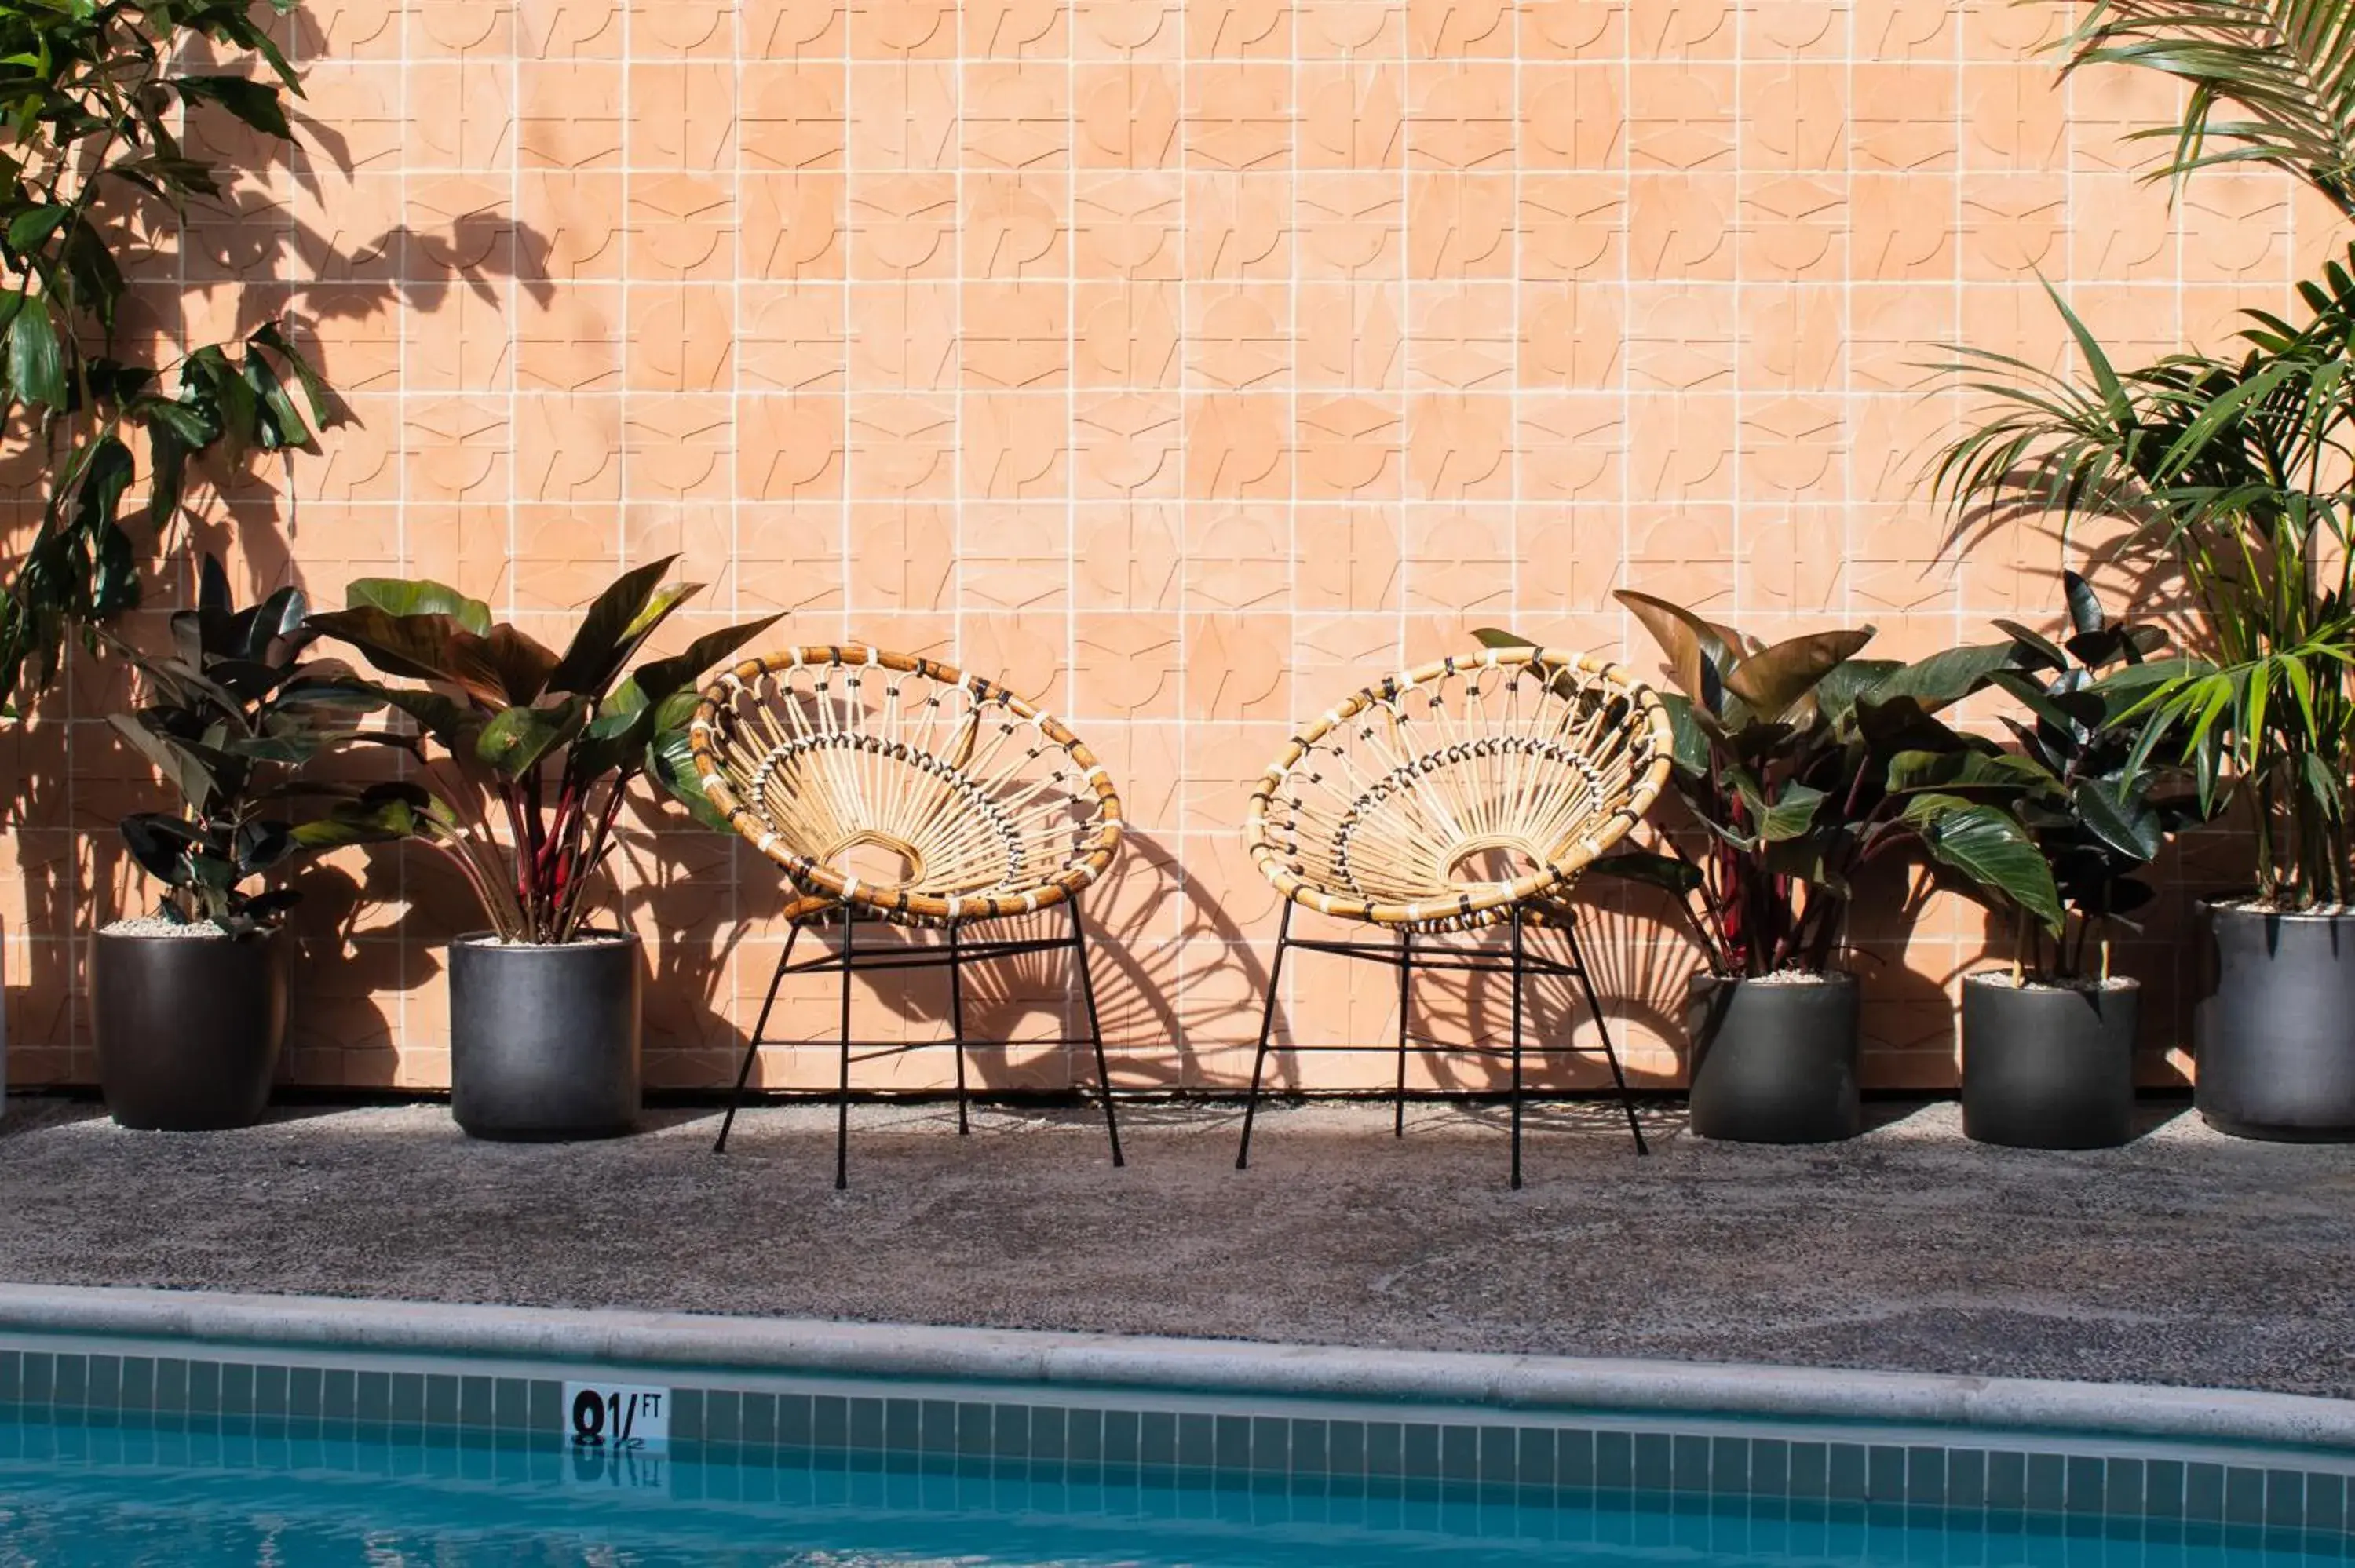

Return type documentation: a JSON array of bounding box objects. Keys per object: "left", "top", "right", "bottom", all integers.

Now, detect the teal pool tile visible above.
[
  {"left": 1028, "top": 1406, "right": 1065, "bottom": 1461},
  {"left": 2107, "top": 1457, "right": 2145, "bottom": 1515},
  {"left": 1174, "top": 1411, "right": 1215, "bottom": 1468},
  {"left": 1515, "top": 1427, "right": 1554, "bottom": 1488},
  {"left": 1635, "top": 1431, "right": 1673, "bottom": 1491},
  {"left": 955, "top": 1402, "right": 991, "bottom": 1457},
  {"left": 1711, "top": 1436, "right": 1747, "bottom": 1494},
  {"left": 1064, "top": 1406, "right": 1103, "bottom": 1464},
  {"left": 1788, "top": 1442, "right": 1827, "bottom": 1499},
  {"left": 849, "top": 1397, "right": 885, "bottom": 1449},
  {"left": 493, "top": 1378, "right": 529, "bottom": 1432},
  {"left": 51, "top": 1354, "right": 87, "bottom": 1409},
  {"left": 776, "top": 1393, "right": 812, "bottom": 1448},
  {"left": 219, "top": 1362, "right": 254, "bottom": 1417},
  {"left": 185, "top": 1361, "right": 220, "bottom": 1415},
  {"left": 739, "top": 1390, "right": 775, "bottom": 1447},
  {"left": 289, "top": 1366, "right": 324, "bottom": 1418},
  {"left": 1827, "top": 1444, "right": 1868, "bottom": 1502},
  {"left": 118, "top": 1356, "right": 152, "bottom": 1411},
  {"left": 1367, "top": 1422, "right": 1404, "bottom": 1479},
  {"left": 86, "top": 1354, "right": 120, "bottom": 1409},
  {"left": 671, "top": 1389, "right": 705, "bottom": 1444},
  {"left": 1327, "top": 1420, "right": 1365, "bottom": 1476},
  {"left": 1404, "top": 1423, "right": 1442, "bottom": 1480},
  {"left": 918, "top": 1398, "right": 954, "bottom": 1453},
  {"left": 388, "top": 1373, "right": 424, "bottom": 1425},
  {"left": 1134, "top": 1409, "right": 1172, "bottom": 1467},
  {"left": 2066, "top": 1454, "right": 2105, "bottom": 1512},
  {"left": 2266, "top": 1468, "right": 2305, "bottom": 1528},
  {"left": 2308, "top": 1471, "right": 2344, "bottom": 1532},
  {"left": 1439, "top": 1425, "right": 1477, "bottom": 1482},
  {"left": 2225, "top": 1467, "right": 2268, "bottom": 1526},
  {"left": 2187, "top": 1462, "right": 2226, "bottom": 1522},
  {"left": 1250, "top": 1415, "right": 1287, "bottom": 1472},
  {"left": 1294, "top": 1418, "right": 1331, "bottom": 1476},
  {"left": 1477, "top": 1427, "right": 1516, "bottom": 1485},
  {"left": 1906, "top": 1447, "right": 1945, "bottom": 1506},
  {"left": 455, "top": 1375, "right": 491, "bottom": 1429},
  {"left": 1673, "top": 1434, "right": 1711, "bottom": 1492},
  {"left": 993, "top": 1403, "right": 1030, "bottom": 1459},
  {"left": 883, "top": 1398, "right": 919, "bottom": 1451},
  {"left": 2025, "top": 1453, "right": 2065, "bottom": 1513},
  {"left": 21, "top": 1351, "right": 54, "bottom": 1405},
  {"left": 255, "top": 1364, "right": 289, "bottom": 1417},
  {"left": 0, "top": 1351, "right": 20, "bottom": 1403},
  {"left": 810, "top": 1394, "right": 845, "bottom": 1449},
  {"left": 702, "top": 1389, "right": 740, "bottom": 1445}
]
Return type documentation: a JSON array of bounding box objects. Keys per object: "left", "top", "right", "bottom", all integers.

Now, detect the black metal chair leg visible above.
[
  {"left": 1509, "top": 907, "right": 1527, "bottom": 1191},
  {"left": 1236, "top": 903, "right": 1293, "bottom": 1170},
  {"left": 715, "top": 918, "right": 805, "bottom": 1154},
  {"left": 1565, "top": 917, "right": 1648, "bottom": 1156},
  {"left": 1068, "top": 896, "right": 1125, "bottom": 1168},
  {"left": 1394, "top": 928, "right": 1412, "bottom": 1138},
  {"left": 947, "top": 922, "right": 970, "bottom": 1136},
  {"left": 835, "top": 914, "right": 856, "bottom": 1190}
]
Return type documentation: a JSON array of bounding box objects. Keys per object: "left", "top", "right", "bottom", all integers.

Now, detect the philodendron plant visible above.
[
  {"left": 1970, "top": 574, "right": 2200, "bottom": 985},
  {"left": 1481, "top": 593, "right": 2062, "bottom": 978},
  {"left": 108, "top": 557, "right": 385, "bottom": 933},
  {"left": 306, "top": 560, "right": 779, "bottom": 945}
]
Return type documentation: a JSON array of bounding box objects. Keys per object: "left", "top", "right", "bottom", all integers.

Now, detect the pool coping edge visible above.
[{"left": 0, "top": 1282, "right": 2345, "bottom": 1451}]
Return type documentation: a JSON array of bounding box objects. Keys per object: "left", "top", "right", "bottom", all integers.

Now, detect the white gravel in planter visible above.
[{"left": 97, "top": 917, "right": 236, "bottom": 938}]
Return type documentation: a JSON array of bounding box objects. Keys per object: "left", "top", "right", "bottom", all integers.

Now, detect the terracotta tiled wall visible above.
[{"left": 0, "top": 0, "right": 2331, "bottom": 1095}]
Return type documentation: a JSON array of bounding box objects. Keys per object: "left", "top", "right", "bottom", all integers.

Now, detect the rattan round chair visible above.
[
  {"left": 690, "top": 645, "right": 1126, "bottom": 1186},
  {"left": 1238, "top": 645, "right": 1675, "bottom": 1184}
]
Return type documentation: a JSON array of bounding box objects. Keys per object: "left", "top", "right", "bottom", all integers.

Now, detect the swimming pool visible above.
[{"left": 3, "top": 1292, "right": 2353, "bottom": 1566}]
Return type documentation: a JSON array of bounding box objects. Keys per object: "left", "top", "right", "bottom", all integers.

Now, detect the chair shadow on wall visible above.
[{"left": 725, "top": 830, "right": 1251, "bottom": 1107}]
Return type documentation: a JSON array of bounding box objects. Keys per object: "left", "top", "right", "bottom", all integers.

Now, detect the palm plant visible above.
[
  {"left": 1931, "top": 0, "right": 2355, "bottom": 909},
  {"left": 1931, "top": 266, "right": 2355, "bottom": 905}
]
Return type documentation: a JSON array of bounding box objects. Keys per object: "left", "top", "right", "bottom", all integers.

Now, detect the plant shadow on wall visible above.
[{"left": 0, "top": 0, "right": 565, "bottom": 1080}]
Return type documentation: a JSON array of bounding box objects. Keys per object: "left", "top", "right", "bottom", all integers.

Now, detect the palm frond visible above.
[{"left": 2059, "top": 0, "right": 2355, "bottom": 212}]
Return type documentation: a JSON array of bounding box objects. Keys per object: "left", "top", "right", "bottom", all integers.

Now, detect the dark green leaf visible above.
[
  {"left": 8, "top": 293, "right": 61, "bottom": 407},
  {"left": 474, "top": 695, "right": 588, "bottom": 777},
  {"left": 341, "top": 577, "right": 493, "bottom": 636},
  {"left": 1583, "top": 849, "right": 1703, "bottom": 897},
  {"left": 1904, "top": 794, "right": 2064, "bottom": 933},
  {"left": 546, "top": 556, "right": 680, "bottom": 697}
]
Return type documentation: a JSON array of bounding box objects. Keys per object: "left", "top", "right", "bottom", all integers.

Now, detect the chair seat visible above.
[
  {"left": 691, "top": 646, "right": 1123, "bottom": 926},
  {"left": 1245, "top": 647, "right": 1674, "bottom": 931}
]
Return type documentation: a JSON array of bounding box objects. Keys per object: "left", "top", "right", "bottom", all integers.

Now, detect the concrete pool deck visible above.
[{"left": 2, "top": 1096, "right": 2349, "bottom": 1401}]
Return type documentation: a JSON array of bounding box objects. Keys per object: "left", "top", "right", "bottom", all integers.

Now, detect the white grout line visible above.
[{"left": 3, "top": 1283, "right": 2353, "bottom": 1452}]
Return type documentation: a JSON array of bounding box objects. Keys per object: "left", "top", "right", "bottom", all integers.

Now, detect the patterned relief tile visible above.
[{"left": 11, "top": 0, "right": 2317, "bottom": 1090}]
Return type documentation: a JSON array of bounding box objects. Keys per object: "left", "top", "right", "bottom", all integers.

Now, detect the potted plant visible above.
[
  {"left": 1954, "top": 577, "right": 2196, "bottom": 1148},
  {"left": 1484, "top": 596, "right": 2056, "bottom": 1141},
  {"left": 307, "top": 560, "right": 778, "bottom": 1140},
  {"left": 95, "top": 557, "right": 384, "bottom": 1129},
  {"left": 1929, "top": 0, "right": 2355, "bottom": 1139}
]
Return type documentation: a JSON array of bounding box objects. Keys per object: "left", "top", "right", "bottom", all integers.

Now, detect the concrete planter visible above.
[
  {"left": 91, "top": 924, "right": 287, "bottom": 1131},
  {"left": 1960, "top": 974, "right": 2137, "bottom": 1150},
  {"left": 1685, "top": 972, "right": 1861, "bottom": 1143},
  {"left": 2196, "top": 901, "right": 2355, "bottom": 1140},
  {"left": 450, "top": 932, "right": 643, "bottom": 1141}
]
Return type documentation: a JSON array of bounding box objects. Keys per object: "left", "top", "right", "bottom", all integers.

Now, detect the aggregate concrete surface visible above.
[{"left": 2, "top": 1096, "right": 2350, "bottom": 1398}]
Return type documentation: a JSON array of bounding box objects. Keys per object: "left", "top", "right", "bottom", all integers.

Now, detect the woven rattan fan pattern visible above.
[
  {"left": 1246, "top": 647, "right": 1674, "bottom": 931},
  {"left": 691, "top": 647, "right": 1122, "bottom": 924}
]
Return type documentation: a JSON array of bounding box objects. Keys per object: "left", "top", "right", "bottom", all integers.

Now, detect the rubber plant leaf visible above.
[
  {"left": 1615, "top": 590, "right": 1735, "bottom": 713},
  {"left": 473, "top": 694, "right": 590, "bottom": 778},
  {"left": 341, "top": 578, "right": 493, "bottom": 637},
  {"left": 2063, "top": 569, "right": 2105, "bottom": 637},
  {"left": 545, "top": 555, "right": 681, "bottom": 698},
  {"left": 1863, "top": 642, "right": 2023, "bottom": 715},
  {"left": 1903, "top": 793, "right": 2064, "bottom": 934},
  {"left": 1736, "top": 778, "right": 1827, "bottom": 842},
  {"left": 1722, "top": 628, "right": 1875, "bottom": 725},
  {"left": 1885, "top": 747, "right": 2052, "bottom": 793},
  {"left": 2072, "top": 778, "right": 2164, "bottom": 864},
  {"left": 1990, "top": 619, "right": 2070, "bottom": 671},
  {"left": 621, "top": 612, "right": 787, "bottom": 707},
  {"left": 118, "top": 813, "right": 199, "bottom": 885}
]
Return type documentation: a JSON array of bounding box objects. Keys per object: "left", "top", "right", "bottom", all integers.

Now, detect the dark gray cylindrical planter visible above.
[
  {"left": 1686, "top": 971, "right": 1861, "bottom": 1143},
  {"left": 92, "top": 923, "right": 288, "bottom": 1131},
  {"left": 450, "top": 932, "right": 643, "bottom": 1141},
  {"left": 1961, "top": 974, "right": 2138, "bottom": 1150},
  {"left": 2196, "top": 901, "right": 2355, "bottom": 1140}
]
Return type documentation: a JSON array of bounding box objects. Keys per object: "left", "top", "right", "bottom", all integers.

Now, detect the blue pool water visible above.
[{"left": 3, "top": 1409, "right": 2353, "bottom": 1568}]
